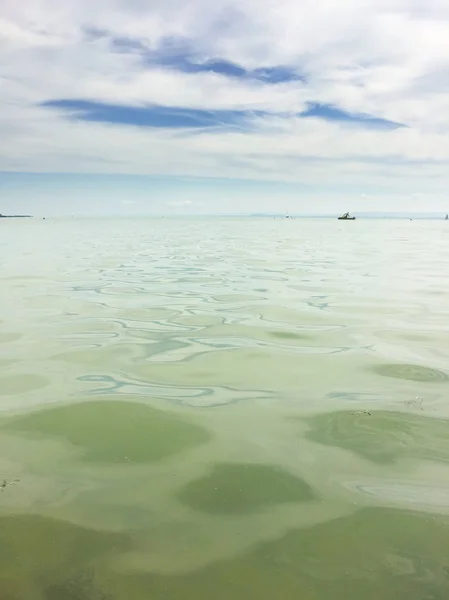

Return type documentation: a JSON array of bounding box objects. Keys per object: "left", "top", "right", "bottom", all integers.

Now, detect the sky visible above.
[{"left": 1, "top": 0, "right": 449, "bottom": 215}]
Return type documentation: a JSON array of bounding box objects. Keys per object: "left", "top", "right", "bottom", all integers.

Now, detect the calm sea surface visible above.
[{"left": 1, "top": 217, "right": 449, "bottom": 599}]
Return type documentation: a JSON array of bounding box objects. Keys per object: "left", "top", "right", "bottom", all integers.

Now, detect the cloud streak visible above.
[
  {"left": 40, "top": 99, "right": 267, "bottom": 130},
  {"left": 40, "top": 98, "right": 403, "bottom": 132}
]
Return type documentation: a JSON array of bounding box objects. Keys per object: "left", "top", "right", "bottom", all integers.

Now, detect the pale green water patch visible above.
[
  {"left": 305, "top": 410, "right": 449, "bottom": 464},
  {"left": 178, "top": 463, "right": 316, "bottom": 515},
  {"left": 0, "top": 374, "right": 48, "bottom": 395},
  {"left": 0, "top": 332, "right": 23, "bottom": 344},
  {"left": 172, "top": 314, "right": 225, "bottom": 328},
  {"left": 252, "top": 305, "right": 343, "bottom": 329},
  {"left": 119, "top": 308, "right": 182, "bottom": 321},
  {"left": 131, "top": 347, "right": 368, "bottom": 394},
  {"left": 53, "top": 343, "right": 149, "bottom": 367},
  {"left": 192, "top": 323, "right": 314, "bottom": 345},
  {"left": 0, "top": 358, "right": 19, "bottom": 368},
  {"left": 211, "top": 293, "right": 261, "bottom": 303},
  {"left": 3, "top": 401, "right": 210, "bottom": 464}
]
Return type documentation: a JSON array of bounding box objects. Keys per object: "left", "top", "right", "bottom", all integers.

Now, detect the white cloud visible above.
[{"left": 1, "top": 0, "right": 449, "bottom": 199}]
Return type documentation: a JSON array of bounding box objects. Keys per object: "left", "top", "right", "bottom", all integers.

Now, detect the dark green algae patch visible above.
[
  {"left": 178, "top": 463, "right": 316, "bottom": 514},
  {"left": 1, "top": 400, "right": 210, "bottom": 464},
  {"left": 122, "top": 509, "right": 449, "bottom": 600},
  {"left": 0, "top": 514, "right": 128, "bottom": 600},
  {"left": 2, "top": 509, "right": 448, "bottom": 600},
  {"left": 305, "top": 409, "right": 449, "bottom": 465},
  {"left": 371, "top": 363, "right": 449, "bottom": 383}
]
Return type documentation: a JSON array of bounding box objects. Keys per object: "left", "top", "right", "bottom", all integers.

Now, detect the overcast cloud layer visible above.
[{"left": 1, "top": 0, "right": 449, "bottom": 208}]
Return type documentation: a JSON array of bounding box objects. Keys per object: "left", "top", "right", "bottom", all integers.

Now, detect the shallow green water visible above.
[{"left": 1, "top": 217, "right": 449, "bottom": 599}]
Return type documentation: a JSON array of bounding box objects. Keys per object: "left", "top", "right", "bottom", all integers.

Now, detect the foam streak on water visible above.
[{"left": 1, "top": 217, "right": 449, "bottom": 599}]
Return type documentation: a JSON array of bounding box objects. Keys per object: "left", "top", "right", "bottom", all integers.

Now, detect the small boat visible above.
[
  {"left": 338, "top": 212, "right": 356, "bottom": 220},
  {"left": 445, "top": 214, "right": 448, "bottom": 220}
]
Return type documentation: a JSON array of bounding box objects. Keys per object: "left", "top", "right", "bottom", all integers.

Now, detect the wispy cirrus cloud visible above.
[
  {"left": 40, "top": 99, "right": 267, "bottom": 130},
  {"left": 107, "top": 33, "right": 304, "bottom": 84},
  {"left": 1, "top": 0, "right": 449, "bottom": 208},
  {"left": 40, "top": 98, "right": 403, "bottom": 131},
  {"left": 300, "top": 103, "right": 404, "bottom": 130}
]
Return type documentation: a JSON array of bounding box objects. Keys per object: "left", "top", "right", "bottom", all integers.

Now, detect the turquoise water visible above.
[{"left": 1, "top": 217, "right": 449, "bottom": 599}]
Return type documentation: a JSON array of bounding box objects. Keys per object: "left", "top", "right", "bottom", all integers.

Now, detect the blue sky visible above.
[{"left": 1, "top": 0, "right": 449, "bottom": 215}]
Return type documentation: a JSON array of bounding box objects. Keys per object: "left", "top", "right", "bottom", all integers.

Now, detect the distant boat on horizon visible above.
[
  {"left": 445, "top": 213, "right": 448, "bottom": 220},
  {"left": 338, "top": 212, "right": 356, "bottom": 220}
]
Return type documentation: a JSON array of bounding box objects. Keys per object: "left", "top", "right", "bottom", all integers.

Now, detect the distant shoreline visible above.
[
  {"left": 0, "top": 214, "right": 32, "bottom": 219},
  {"left": 0, "top": 214, "right": 446, "bottom": 220}
]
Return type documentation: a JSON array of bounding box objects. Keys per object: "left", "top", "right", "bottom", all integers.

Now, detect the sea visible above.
[{"left": 1, "top": 216, "right": 449, "bottom": 599}]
